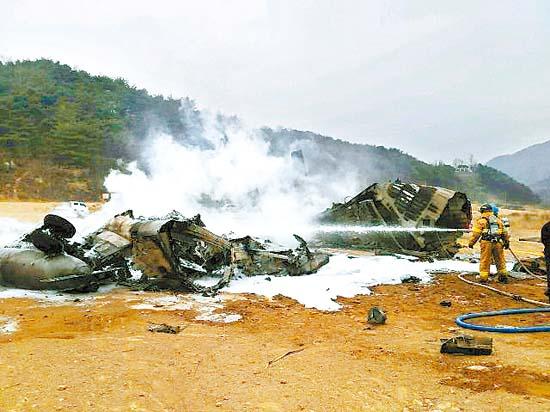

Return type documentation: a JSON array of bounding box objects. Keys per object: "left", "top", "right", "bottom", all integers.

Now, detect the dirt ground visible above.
[
  {"left": 0, "top": 201, "right": 61, "bottom": 222},
  {"left": 0, "top": 203, "right": 549, "bottom": 411}
]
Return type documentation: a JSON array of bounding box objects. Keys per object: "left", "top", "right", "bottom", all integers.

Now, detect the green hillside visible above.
[
  {"left": 263, "top": 128, "right": 540, "bottom": 205},
  {"left": 0, "top": 59, "right": 197, "bottom": 199},
  {"left": 0, "top": 59, "right": 540, "bottom": 205}
]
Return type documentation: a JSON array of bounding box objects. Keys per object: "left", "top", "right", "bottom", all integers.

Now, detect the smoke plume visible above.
[{"left": 98, "top": 103, "right": 359, "bottom": 245}]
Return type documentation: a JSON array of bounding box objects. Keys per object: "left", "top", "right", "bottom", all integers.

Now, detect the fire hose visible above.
[
  {"left": 455, "top": 307, "right": 550, "bottom": 333},
  {"left": 456, "top": 273, "right": 550, "bottom": 333},
  {"left": 425, "top": 226, "right": 549, "bottom": 331},
  {"left": 508, "top": 247, "right": 546, "bottom": 281},
  {"left": 457, "top": 273, "right": 550, "bottom": 307}
]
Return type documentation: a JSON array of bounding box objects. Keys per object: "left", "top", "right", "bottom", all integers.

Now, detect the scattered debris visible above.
[
  {"left": 512, "top": 255, "right": 546, "bottom": 276},
  {"left": 402, "top": 275, "right": 422, "bottom": 284},
  {"left": 367, "top": 307, "right": 387, "bottom": 324},
  {"left": 507, "top": 271, "right": 531, "bottom": 280},
  {"left": 440, "top": 335, "right": 492, "bottom": 355},
  {"left": 147, "top": 323, "right": 182, "bottom": 334},
  {"left": 266, "top": 347, "right": 305, "bottom": 368},
  {"left": 440, "top": 300, "right": 452, "bottom": 307}
]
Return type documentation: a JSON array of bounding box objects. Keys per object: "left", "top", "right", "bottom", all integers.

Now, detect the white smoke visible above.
[
  {"left": 0, "top": 218, "right": 35, "bottom": 246},
  {"left": 97, "top": 105, "right": 358, "bottom": 245}
]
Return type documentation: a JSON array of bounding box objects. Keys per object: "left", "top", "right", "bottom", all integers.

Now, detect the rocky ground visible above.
[{"left": 0, "top": 203, "right": 549, "bottom": 411}]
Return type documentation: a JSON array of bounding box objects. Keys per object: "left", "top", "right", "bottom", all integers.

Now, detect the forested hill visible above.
[
  {"left": 263, "top": 128, "right": 539, "bottom": 204},
  {"left": 0, "top": 59, "right": 202, "bottom": 199},
  {"left": 0, "top": 59, "right": 540, "bottom": 205}
]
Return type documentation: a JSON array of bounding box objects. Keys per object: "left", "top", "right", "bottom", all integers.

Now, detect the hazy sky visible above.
[{"left": 2, "top": 0, "right": 549, "bottom": 163}]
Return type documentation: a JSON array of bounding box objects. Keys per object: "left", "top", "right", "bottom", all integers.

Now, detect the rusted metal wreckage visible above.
[
  {"left": 315, "top": 181, "right": 472, "bottom": 258},
  {"left": 0, "top": 211, "right": 329, "bottom": 292}
]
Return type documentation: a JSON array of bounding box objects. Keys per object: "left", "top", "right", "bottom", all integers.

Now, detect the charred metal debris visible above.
[
  {"left": 0, "top": 211, "right": 329, "bottom": 293},
  {"left": 0, "top": 181, "right": 474, "bottom": 293},
  {"left": 314, "top": 181, "right": 472, "bottom": 258}
]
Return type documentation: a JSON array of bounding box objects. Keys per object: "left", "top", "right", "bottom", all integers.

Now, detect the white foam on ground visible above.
[
  {"left": 199, "top": 254, "right": 510, "bottom": 311},
  {"left": 131, "top": 295, "right": 194, "bottom": 311},
  {"left": 0, "top": 214, "right": 514, "bottom": 313},
  {"left": 0, "top": 284, "right": 118, "bottom": 305},
  {"left": 0, "top": 316, "right": 18, "bottom": 334},
  {"left": 0, "top": 210, "right": 96, "bottom": 246},
  {"left": 191, "top": 295, "right": 243, "bottom": 323},
  {"left": 196, "top": 312, "right": 242, "bottom": 323},
  {"left": 130, "top": 294, "right": 242, "bottom": 323}
]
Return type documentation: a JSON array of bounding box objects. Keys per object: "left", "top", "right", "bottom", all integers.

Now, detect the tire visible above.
[
  {"left": 43, "top": 214, "right": 76, "bottom": 238},
  {"left": 29, "top": 230, "right": 65, "bottom": 255}
]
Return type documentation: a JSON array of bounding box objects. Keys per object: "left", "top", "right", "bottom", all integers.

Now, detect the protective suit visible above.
[
  {"left": 490, "top": 204, "right": 510, "bottom": 268},
  {"left": 469, "top": 206, "right": 510, "bottom": 282}
]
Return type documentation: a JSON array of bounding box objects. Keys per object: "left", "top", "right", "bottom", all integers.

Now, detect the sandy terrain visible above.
[
  {"left": 0, "top": 202, "right": 60, "bottom": 223},
  {"left": 0, "top": 202, "right": 549, "bottom": 411},
  {"left": 0, "top": 201, "right": 103, "bottom": 223}
]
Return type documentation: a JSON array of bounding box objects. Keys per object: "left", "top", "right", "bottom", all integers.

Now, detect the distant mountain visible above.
[
  {"left": 487, "top": 140, "right": 550, "bottom": 202},
  {"left": 487, "top": 139, "right": 550, "bottom": 184},
  {"left": 263, "top": 128, "right": 539, "bottom": 204},
  {"left": 0, "top": 59, "right": 540, "bottom": 204},
  {"left": 530, "top": 176, "right": 550, "bottom": 203}
]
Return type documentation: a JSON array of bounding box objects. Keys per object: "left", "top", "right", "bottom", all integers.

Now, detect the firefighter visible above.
[
  {"left": 490, "top": 204, "right": 510, "bottom": 269},
  {"left": 541, "top": 221, "right": 550, "bottom": 301},
  {"left": 468, "top": 204, "right": 510, "bottom": 283}
]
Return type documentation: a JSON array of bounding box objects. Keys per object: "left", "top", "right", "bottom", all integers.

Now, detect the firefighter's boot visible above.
[{"left": 497, "top": 273, "right": 509, "bottom": 283}]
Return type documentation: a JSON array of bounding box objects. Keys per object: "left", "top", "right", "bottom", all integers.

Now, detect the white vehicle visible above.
[
  {"left": 68, "top": 201, "right": 89, "bottom": 216},
  {"left": 52, "top": 201, "right": 89, "bottom": 219}
]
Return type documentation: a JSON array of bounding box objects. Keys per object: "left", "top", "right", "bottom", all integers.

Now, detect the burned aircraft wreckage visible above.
[
  {"left": 315, "top": 181, "right": 472, "bottom": 258},
  {"left": 0, "top": 211, "right": 329, "bottom": 293},
  {"left": 0, "top": 181, "right": 472, "bottom": 292}
]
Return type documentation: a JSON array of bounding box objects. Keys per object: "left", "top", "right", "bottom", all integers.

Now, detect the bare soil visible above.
[
  {"left": 0, "top": 201, "right": 60, "bottom": 222},
  {"left": 0, "top": 203, "right": 549, "bottom": 411}
]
